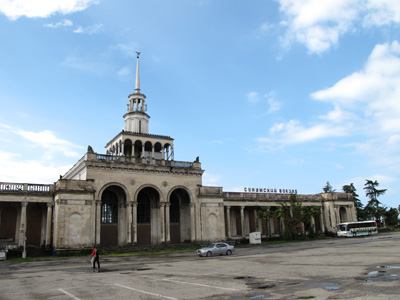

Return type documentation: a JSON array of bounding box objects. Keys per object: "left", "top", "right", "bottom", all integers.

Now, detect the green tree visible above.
[
  {"left": 363, "top": 179, "right": 387, "bottom": 222},
  {"left": 274, "top": 194, "right": 321, "bottom": 240},
  {"left": 301, "top": 206, "right": 321, "bottom": 238},
  {"left": 384, "top": 207, "right": 399, "bottom": 227},
  {"left": 258, "top": 206, "right": 274, "bottom": 238},
  {"left": 322, "top": 181, "right": 336, "bottom": 193},
  {"left": 342, "top": 183, "right": 366, "bottom": 220},
  {"left": 275, "top": 194, "right": 302, "bottom": 240}
]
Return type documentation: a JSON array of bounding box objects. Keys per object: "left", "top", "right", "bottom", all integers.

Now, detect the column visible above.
[
  {"left": 190, "top": 203, "right": 195, "bottom": 242},
  {"left": 19, "top": 202, "right": 27, "bottom": 247},
  {"left": 132, "top": 202, "right": 138, "bottom": 244},
  {"left": 219, "top": 203, "right": 224, "bottom": 239},
  {"left": 45, "top": 203, "right": 53, "bottom": 247},
  {"left": 226, "top": 206, "right": 231, "bottom": 239},
  {"left": 95, "top": 200, "right": 101, "bottom": 246},
  {"left": 126, "top": 202, "right": 132, "bottom": 244},
  {"left": 320, "top": 209, "right": 325, "bottom": 233},
  {"left": 160, "top": 202, "right": 166, "bottom": 243},
  {"left": 254, "top": 209, "right": 259, "bottom": 232},
  {"left": 165, "top": 203, "right": 170, "bottom": 243},
  {"left": 171, "top": 146, "right": 174, "bottom": 160},
  {"left": 240, "top": 206, "right": 245, "bottom": 237},
  {"left": 269, "top": 217, "right": 274, "bottom": 237},
  {"left": 141, "top": 144, "right": 145, "bottom": 158}
]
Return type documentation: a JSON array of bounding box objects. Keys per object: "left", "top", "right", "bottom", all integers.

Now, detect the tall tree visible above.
[
  {"left": 384, "top": 207, "right": 399, "bottom": 227},
  {"left": 342, "top": 183, "right": 365, "bottom": 220},
  {"left": 363, "top": 179, "right": 387, "bottom": 221},
  {"left": 322, "top": 181, "right": 336, "bottom": 193}
]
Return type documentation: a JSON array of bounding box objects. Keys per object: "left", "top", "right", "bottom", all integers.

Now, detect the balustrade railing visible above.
[
  {"left": 93, "top": 154, "right": 194, "bottom": 168},
  {"left": 0, "top": 182, "right": 52, "bottom": 193}
]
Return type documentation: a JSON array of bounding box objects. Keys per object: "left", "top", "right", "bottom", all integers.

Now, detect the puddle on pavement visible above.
[
  {"left": 377, "top": 265, "right": 400, "bottom": 269},
  {"left": 325, "top": 286, "right": 341, "bottom": 290},
  {"left": 235, "top": 276, "right": 276, "bottom": 290}
]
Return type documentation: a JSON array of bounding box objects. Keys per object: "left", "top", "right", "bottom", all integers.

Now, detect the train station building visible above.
[{"left": 0, "top": 55, "right": 357, "bottom": 249}]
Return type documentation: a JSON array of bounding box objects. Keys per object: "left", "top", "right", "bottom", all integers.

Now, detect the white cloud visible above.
[
  {"left": 258, "top": 40, "right": 400, "bottom": 172},
  {"left": 277, "top": 0, "right": 400, "bottom": 53},
  {"left": 268, "top": 119, "right": 348, "bottom": 145},
  {"left": 15, "top": 129, "right": 83, "bottom": 157},
  {"left": 0, "top": 125, "right": 84, "bottom": 183},
  {"left": 44, "top": 19, "right": 73, "bottom": 28},
  {"left": 202, "top": 172, "right": 221, "bottom": 186},
  {"left": 73, "top": 23, "right": 103, "bottom": 34},
  {"left": 312, "top": 40, "right": 400, "bottom": 135},
  {"left": 111, "top": 42, "right": 138, "bottom": 57},
  {"left": 247, "top": 91, "right": 260, "bottom": 103},
  {"left": 247, "top": 91, "right": 281, "bottom": 114},
  {"left": 266, "top": 92, "right": 281, "bottom": 114},
  {"left": 0, "top": 150, "right": 71, "bottom": 183},
  {"left": 0, "top": 0, "right": 99, "bottom": 20}
]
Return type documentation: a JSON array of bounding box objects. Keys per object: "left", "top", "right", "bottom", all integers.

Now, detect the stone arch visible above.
[
  {"left": 136, "top": 185, "right": 161, "bottom": 245},
  {"left": 339, "top": 207, "right": 348, "bottom": 223},
  {"left": 134, "top": 140, "right": 143, "bottom": 158},
  {"left": 123, "top": 138, "right": 133, "bottom": 157},
  {"left": 100, "top": 185, "right": 127, "bottom": 246},
  {"left": 144, "top": 141, "right": 152, "bottom": 161},
  {"left": 0, "top": 205, "right": 18, "bottom": 242},
  {"left": 97, "top": 182, "right": 130, "bottom": 202},
  {"left": 154, "top": 142, "right": 162, "bottom": 160},
  {"left": 169, "top": 187, "right": 192, "bottom": 243},
  {"left": 164, "top": 143, "right": 173, "bottom": 160}
]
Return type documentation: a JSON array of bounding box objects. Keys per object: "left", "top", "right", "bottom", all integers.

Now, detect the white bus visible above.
[{"left": 336, "top": 221, "right": 378, "bottom": 237}]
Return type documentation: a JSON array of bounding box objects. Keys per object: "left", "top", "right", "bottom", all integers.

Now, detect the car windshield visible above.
[{"left": 208, "top": 243, "right": 217, "bottom": 248}]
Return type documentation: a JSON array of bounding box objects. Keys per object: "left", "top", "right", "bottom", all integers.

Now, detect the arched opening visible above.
[
  {"left": 164, "top": 143, "right": 172, "bottom": 161},
  {"left": 169, "top": 188, "right": 191, "bottom": 243},
  {"left": 137, "top": 187, "right": 160, "bottom": 245},
  {"left": 27, "top": 204, "right": 43, "bottom": 246},
  {"left": 123, "top": 139, "right": 133, "bottom": 157},
  {"left": 101, "top": 186, "right": 126, "bottom": 246},
  {"left": 154, "top": 142, "right": 162, "bottom": 160},
  {"left": 0, "top": 205, "right": 17, "bottom": 242},
  {"left": 144, "top": 141, "right": 152, "bottom": 160},
  {"left": 339, "top": 207, "right": 348, "bottom": 223},
  {"left": 134, "top": 140, "right": 143, "bottom": 160}
]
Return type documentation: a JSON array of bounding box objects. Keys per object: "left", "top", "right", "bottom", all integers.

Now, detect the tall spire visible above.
[{"left": 135, "top": 51, "right": 140, "bottom": 93}]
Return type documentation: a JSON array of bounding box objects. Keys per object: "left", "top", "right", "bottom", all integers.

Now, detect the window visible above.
[
  {"left": 138, "top": 198, "right": 150, "bottom": 223},
  {"left": 101, "top": 191, "right": 118, "bottom": 224}
]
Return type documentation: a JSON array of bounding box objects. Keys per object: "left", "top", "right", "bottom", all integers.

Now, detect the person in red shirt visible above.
[{"left": 91, "top": 246, "right": 100, "bottom": 271}]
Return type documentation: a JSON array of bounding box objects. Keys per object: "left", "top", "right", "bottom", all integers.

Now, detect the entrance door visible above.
[
  {"left": 0, "top": 206, "right": 17, "bottom": 241},
  {"left": 101, "top": 190, "right": 119, "bottom": 246}
]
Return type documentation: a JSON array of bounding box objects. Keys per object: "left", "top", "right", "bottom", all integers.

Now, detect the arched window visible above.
[{"left": 101, "top": 191, "right": 118, "bottom": 223}]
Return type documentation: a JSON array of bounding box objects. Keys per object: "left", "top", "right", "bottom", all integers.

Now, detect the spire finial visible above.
[{"left": 135, "top": 51, "right": 140, "bottom": 93}]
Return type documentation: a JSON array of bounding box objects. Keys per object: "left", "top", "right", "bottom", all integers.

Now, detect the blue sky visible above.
[{"left": 0, "top": 0, "right": 399, "bottom": 210}]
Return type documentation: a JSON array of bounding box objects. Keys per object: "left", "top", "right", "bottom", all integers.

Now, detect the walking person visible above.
[{"left": 91, "top": 246, "right": 100, "bottom": 271}]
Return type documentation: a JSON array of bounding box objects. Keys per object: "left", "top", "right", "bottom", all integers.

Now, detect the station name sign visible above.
[{"left": 244, "top": 187, "right": 297, "bottom": 194}]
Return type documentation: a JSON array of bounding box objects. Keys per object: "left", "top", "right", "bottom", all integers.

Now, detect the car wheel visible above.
[
  {"left": 206, "top": 251, "right": 212, "bottom": 257},
  {"left": 226, "top": 249, "right": 232, "bottom": 255}
]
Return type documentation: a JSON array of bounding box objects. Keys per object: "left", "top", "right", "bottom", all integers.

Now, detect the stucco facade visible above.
[{"left": 0, "top": 54, "right": 357, "bottom": 250}]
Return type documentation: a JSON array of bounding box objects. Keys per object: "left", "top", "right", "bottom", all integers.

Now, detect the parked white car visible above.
[{"left": 197, "top": 242, "right": 234, "bottom": 257}]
